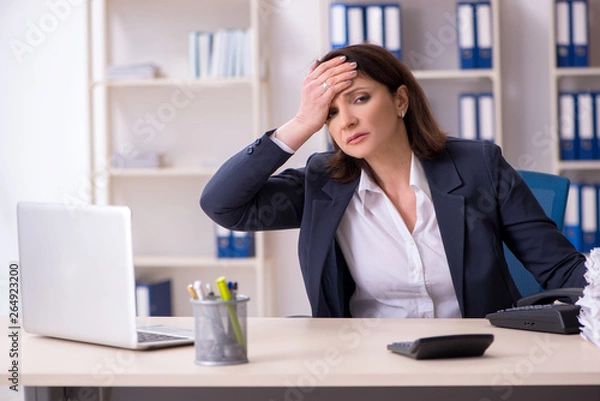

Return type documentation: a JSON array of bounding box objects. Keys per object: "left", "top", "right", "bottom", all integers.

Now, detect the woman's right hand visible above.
[{"left": 274, "top": 56, "right": 358, "bottom": 151}]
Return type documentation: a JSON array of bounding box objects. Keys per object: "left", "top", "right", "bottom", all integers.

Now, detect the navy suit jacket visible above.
[{"left": 200, "top": 132, "right": 586, "bottom": 318}]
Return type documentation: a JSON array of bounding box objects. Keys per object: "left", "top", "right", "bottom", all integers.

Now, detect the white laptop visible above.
[{"left": 17, "top": 201, "right": 194, "bottom": 349}]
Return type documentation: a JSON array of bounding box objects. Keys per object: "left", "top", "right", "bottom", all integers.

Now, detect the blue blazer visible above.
[{"left": 200, "top": 132, "right": 587, "bottom": 318}]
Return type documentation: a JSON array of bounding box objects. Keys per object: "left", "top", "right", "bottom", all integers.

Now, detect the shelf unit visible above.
[
  {"left": 87, "top": 0, "right": 271, "bottom": 317},
  {"left": 318, "top": 0, "right": 503, "bottom": 149},
  {"left": 550, "top": 0, "right": 600, "bottom": 180}
]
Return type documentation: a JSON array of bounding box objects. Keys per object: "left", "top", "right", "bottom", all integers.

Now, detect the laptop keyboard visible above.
[{"left": 137, "top": 331, "right": 190, "bottom": 343}]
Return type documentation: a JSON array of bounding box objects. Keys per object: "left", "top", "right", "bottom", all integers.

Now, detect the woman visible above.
[{"left": 200, "top": 44, "right": 586, "bottom": 318}]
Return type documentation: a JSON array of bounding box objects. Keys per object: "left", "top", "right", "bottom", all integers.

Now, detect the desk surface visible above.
[{"left": 7, "top": 317, "right": 600, "bottom": 388}]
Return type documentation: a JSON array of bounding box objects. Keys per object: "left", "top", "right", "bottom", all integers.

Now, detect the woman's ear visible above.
[{"left": 395, "top": 85, "right": 409, "bottom": 118}]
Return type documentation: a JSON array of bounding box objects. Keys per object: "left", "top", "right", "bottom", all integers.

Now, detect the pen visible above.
[
  {"left": 205, "top": 282, "right": 215, "bottom": 299},
  {"left": 187, "top": 284, "right": 199, "bottom": 300},
  {"left": 193, "top": 280, "right": 204, "bottom": 300},
  {"left": 216, "top": 276, "right": 244, "bottom": 347}
]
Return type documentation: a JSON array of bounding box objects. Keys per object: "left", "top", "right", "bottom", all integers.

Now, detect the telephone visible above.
[{"left": 485, "top": 288, "right": 583, "bottom": 335}]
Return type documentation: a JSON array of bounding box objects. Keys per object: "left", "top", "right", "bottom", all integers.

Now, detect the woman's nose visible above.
[{"left": 338, "top": 106, "right": 358, "bottom": 130}]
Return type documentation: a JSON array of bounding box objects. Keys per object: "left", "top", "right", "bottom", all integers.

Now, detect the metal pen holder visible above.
[{"left": 191, "top": 295, "right": 249, "bottom": 366}]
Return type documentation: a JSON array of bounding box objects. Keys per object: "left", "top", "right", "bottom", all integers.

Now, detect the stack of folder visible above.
[
  {"left": 564, "top": 182, "right": 600, "bottom": 253},
  {"left": 555, "top": 0, "right": 589, "bottom": 67},
  {"left": 330, "top": 2, "right": 402, "bottom": 60},
  {"left": 456, "top": 1, "right": 493, "bottom": 69},
  {"left": 458, "top": 92, "right": 495, "bottom": 142},
  {"left": 558, "top": 91, "right": 600, "bottom": 160}
]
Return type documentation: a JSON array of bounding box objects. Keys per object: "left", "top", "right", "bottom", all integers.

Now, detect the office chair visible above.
[{"left": 503, "top": 170, "right": 570, "bottom": 297}]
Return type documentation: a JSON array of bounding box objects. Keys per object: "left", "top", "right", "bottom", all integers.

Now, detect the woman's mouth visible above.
[{"left": 347, "top": 132, "right": 368, "bottom": 145}]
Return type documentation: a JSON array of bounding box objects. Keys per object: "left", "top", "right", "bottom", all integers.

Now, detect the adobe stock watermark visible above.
[
  {"left": 63, "top": 82, "right": 199, "bottom": 212},
  {"left": 92, "top": 349, "right": 137, "bottom": 387},
  {"left": 404, "top": 11, "right": 463, "bottom": 70},
  {"left": 269, "top": 313, "right": 382, "bottom": 401},
  {"left": 9, "top": 0, "right": 84, "bottom": 64},
  {"left": 478, "top": 333, "right": 562, "bottom": 401},
  {"left": 260, "top": 0, "right": 293, "bottom": 19}
]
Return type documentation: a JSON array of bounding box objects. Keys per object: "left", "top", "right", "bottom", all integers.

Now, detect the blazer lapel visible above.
[
  {"left": 304, "top": 178, "right": 358, "bottom": 311},
  {"left": 421, "top": 153, "right": 467, "bottom": 316}
]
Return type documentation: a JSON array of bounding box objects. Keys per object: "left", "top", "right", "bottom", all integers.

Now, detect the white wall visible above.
[
  {"left": 1, "top": 0, "right": 89, "bottom": 310},
  {"left": 1, "top": 1, "right": 88, "bottom": 399},
  {"left": 1, "top": 0, "right": 561, "bottom": 323}
]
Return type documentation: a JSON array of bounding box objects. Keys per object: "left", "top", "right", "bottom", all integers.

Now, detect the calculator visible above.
[{"left": 387, "top": 334, "right": 494, "bottom": 360}]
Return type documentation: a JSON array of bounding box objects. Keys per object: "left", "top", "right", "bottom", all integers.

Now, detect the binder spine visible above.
[
  {"left": 577, "top": 92, "right": 595, "bottom": 160},
  {"left": 555, "top": 0, "right": 572, "bottom": 67},
  {"left": 475, "top": 1, "right": 493, "bottom": 69},
  {"left": 330, "top": 3, "right": 348, "bottom": 49},
  {"left": 564, "top": 183, "right": 582, "bottom": 251},
  {"left": 188, "top": 31, "right": 199, "bottom": 78},
  {"left": 231, "top": 231, "right": 255, "bottom": 258},
  {"left": 457, "top": 2, "right": 477, "bottom": 69},
  {"left": 366, "top": 5, "right": 384, "bottom": 47},
  {"left": 215, "top": 224, "right": 233, "bottom": 258},
  {"left": 347, "top": 5, "right": 366, "bottom": 46},
  {"left": 571, "top": 0, "right": 589, "bottom": 67},
  {"left": 581, "top": 184, "right": 598, "bottom": 253},
  {"left": 595, "top": 92, "right": 600, "bottom": 159},
  {"left": 136, "top": 279, "right": 172, "bottom": 317},
  {"left": 383, "top": 4, "right": 402, "bottom": 60},
  {"left": 558, "top": 92, "right": 578, "bottom": 160},
  {"left": 459, "top": 93, "right": 478, "bottom": 140},
  {"left": 477, "top": 93, "right": 495, "bottom": 143}
]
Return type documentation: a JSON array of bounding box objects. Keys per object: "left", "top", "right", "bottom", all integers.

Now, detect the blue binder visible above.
[
  {"left": 347, "top": 4, "right": 366, "bottom": 46},
  {"left": 564, "top": 183, "right": 582, "bottom": 251},
  {"left": 457, "top": 2, "right": 477, "bottom": 69},
  {"left": 231, "top": 231, "right": 255, "bottom": 258},
  {"left": 477, "top": 93, "right": 495, "bottom": 142},
  {"left": 555, "top": 0, "right": 572, "bottom": 67},
  {"left": 577, "top": 92, "right": 595, "bottom": 160},
  {"left": 215, "top": 224, "right": 233, "bottom": 258},
  {"left": 136, "top": 279, "right": 172, "bottom": 317},
  {"left": 580, "top": 184, "right": 598, "bottom": 253},
  {"left": 330, "top": 3, "right": 348, "bottom": 49},
  {"left": 458, "top": 93, "right": 478, "bottom": 140},
  {"left": 571, "top": 0, "right": 589, "bottom": 67},
  {"left": 595, "top": 92, "right": 600, "bottom": 159},
  {"left": 383, "top": 4, "right": 402, "bottom": 60},
  {"left": 558, "top": 92, "right": 578, "bottom": 160},
  {"left": 475, "top": 1, "right": 493, "bottom": 69}
]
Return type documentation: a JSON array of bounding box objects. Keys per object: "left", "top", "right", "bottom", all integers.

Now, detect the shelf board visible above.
[
  {"left": 109, "top": 167, "right": 217, "bottom": 177},
  {"left": 134, "top": 255, "right": 258, "bottom": 268},
  {"left": 554, "top": 67, "right": 600, "bottom": 78},
  {"left": 557, "top": 160, "right": 600, "bottom": 170},
  {"left": 93, "top": 77, "right": 254, "bottom": 88},
  {"left": 412, "top": 68, "right": 496, "bottom": 80}
]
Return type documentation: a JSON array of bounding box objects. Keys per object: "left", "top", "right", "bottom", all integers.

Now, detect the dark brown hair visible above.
[{"left": 321, "top": 44, "right": 447, "bottom": 183}]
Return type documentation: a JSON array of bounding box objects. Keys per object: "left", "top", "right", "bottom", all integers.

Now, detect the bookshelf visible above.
[
  {"left": 87, "top": 0, "right": 271, "bottom": 317},
  {"left": 550, "top": 0, "right": 600, "bottom": 180},
  {"left": 318, "top": 0, "right": 503, "bottom": 148}
]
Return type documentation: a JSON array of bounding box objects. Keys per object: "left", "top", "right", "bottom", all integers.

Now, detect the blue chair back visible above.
[{"left": 503, "top": 170, "right": 570, "bottom": 297}]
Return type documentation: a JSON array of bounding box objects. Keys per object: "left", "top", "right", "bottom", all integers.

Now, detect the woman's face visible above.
[{"left": 326, "top": 75, "right": 408, "bottom": 160}]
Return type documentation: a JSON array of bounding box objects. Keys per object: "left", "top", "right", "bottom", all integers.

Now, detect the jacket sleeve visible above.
[
  {"left": 200, "top": 131, "right": 307, "bottom": 231},
  {"left": 490, "top": 145, "right": 587, "bottom": 289}
]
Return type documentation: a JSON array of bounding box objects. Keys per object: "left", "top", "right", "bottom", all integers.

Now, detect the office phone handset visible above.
[{"left": 485, "top": 288, "right": 583, "bottom": 334}]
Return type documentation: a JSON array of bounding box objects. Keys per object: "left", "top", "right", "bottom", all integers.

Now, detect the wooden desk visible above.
[{"left": 6, "top": 317, "right": 600, "bottom": 400}]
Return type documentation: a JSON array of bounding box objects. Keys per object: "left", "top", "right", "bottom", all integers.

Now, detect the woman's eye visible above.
[
  {"left": 327, "top": 109, "right": 338, "bottom": 120},
  {"left": 355, "top": 94, "right": 370, "bottom": 103}
]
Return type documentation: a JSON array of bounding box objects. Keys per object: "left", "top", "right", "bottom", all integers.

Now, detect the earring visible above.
[{"left": 401, "top": 110, "right": 405, "bottom": 119}]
